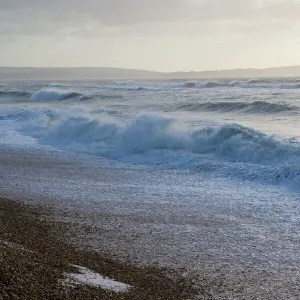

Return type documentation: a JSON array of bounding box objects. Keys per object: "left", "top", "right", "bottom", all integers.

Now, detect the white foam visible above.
[
  {"left": 3, "top": 107, "right": 299, "bottom": 165},
  {"left": 64, "top": 265, "right": 132, "bottom": 292},
  {"left": 2, "top": 106, "right": 300, "bottom": 187},
  {"left": 30, "top": 113, "right": 300, "bottom": 165}
]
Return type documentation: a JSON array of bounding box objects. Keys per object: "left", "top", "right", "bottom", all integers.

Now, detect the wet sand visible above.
[{"left": 0, "top": 197, "right": 196, "bottom": 299}]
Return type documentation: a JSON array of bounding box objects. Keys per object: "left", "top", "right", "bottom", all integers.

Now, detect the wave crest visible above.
[
  {"left": 31, "top": 89, "right": 82, "bottom": 101},
  {"left": 108, "top": 80, "right": 300, "bottom": 90},
  {"left": 17, "top": 112, "right": 299, "bottom": 166},
  {"left": 176, "top": 101, "right": 299, "bottom": 115},
  {"left": 3, "top": 109, "right": 298, "bottom": 187}
]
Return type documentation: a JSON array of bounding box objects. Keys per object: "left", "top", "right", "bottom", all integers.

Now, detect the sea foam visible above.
[
  {"left": 13, "top": 110, "right": 300, "bottom": 166},
  {"left": 2, "top": 106, "right": 300, "bottom": 187}
]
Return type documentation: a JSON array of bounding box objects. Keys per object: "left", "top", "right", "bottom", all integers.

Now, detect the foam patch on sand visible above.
[{"left": 64, "top": 265, "right": 132, "bottom": 293}]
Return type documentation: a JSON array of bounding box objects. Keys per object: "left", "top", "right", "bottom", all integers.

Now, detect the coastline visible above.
[
  {"left": 0, "top": 197, "right": 196, "bottom": 299},
  {"left": 1, "top": 146, "right": 300, "bottom": 299}
]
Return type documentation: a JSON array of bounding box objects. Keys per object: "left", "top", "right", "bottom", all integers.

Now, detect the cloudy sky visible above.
[{"left": 1, "top": 0, "right": 300, "bottom": 71}]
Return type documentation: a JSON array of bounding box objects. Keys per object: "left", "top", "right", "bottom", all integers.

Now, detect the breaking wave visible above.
[
  {"left": 202, "top": 82, "right": 229, "bottom": 88},
  {"left": 109, "top": 81, "right": 157, "bottom": 91},
  {"left": 31, "top": 89, "right": 82, "bottom": 101},
  {"left": 0, "top": 88, "right": 123, "bottom": 102},
  {"left": 107, "top": 80, "right": 300, "bottom": 90},
  {"left": 230, "top": 81, "right": 300, "bottom": 89},
  {"left": 108, "top": 81, "right": 229, "bottom": 90},
  {"left": 182, "top": 81, "right": 227, "bottom": 88},
  {"left": 2, "top": 108, "right": 299, "bottom": 187},
  {"left": 176, "top": 101, "right": 299, "bottom": 115},
  {"left": 12, "top": 111, "right": 300, "bottom": 165},
  {"left": 3, "top": 80, "right": 300, "bottom": 103}
]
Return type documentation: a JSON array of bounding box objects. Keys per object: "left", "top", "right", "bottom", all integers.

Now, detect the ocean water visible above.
[
  {"left": 1, "top": 78, "right": 300, "bottom": 188},
  {"left": 1, "top": 78, "right": 300, "bottom": 297}
]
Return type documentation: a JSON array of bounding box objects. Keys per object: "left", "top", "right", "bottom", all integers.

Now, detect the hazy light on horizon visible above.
[{"left": 1, "top": 0, "right": 300, "bottom": 71}]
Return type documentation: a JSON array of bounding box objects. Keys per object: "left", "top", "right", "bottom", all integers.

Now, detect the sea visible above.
[{"left": 0, "top": 78, "right": 300, "bottom": 297}]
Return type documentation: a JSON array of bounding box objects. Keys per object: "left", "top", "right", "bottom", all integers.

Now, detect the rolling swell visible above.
[
  {"left": 176, "top": 101, "right": 299, "bottom": 115},
  {"left": 116, "top": 79, "right": 300, "bottom": 90},
  {"left": 22, "top": 80, "right": 300, "bottom": 95},
  {"left": 1, "top": 88, "right": 123, "bottom": 102},
  {"left": 182, "top": 80, "right": 300, "bottom": 89},
  {"left": 230, "top": 81, "right": 300, "bottom": 89},
  {"left": 0, "top": 90, "right": 32, "bottom": 98},
  {"left": 30, "top": 89, "right": 122, "bottom": 101},
  {"left": 108, "top": 80, "right": 300, "bottom": 90},
  {"left": 31, "top": 89, "right": 83, "bottom": 101}
]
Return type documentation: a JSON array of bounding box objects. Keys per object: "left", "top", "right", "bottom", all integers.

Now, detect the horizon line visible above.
[{"left": 1, "top": 65, "right": 300, "bottom": 73}]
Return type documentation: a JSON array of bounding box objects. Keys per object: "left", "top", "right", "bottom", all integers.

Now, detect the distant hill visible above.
[
  {"left": 169, "top": 66, "right": 300, "bottom": 79},
  {"left": 1, "top": 66, "right": 300, "bottom": 80},
  {"left": 0, "top": 67, "right": 163, "bottom": 80}
]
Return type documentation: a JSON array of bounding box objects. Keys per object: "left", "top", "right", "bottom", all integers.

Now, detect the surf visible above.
[
  {"left": 9, "top": 110, "right": 300, "bottom": 166},
  {"left": 31, "top": 89, "right": 83, "bottom": 101},
  {"left": 175, "top": 101, "right": 299, "bottom": 115}
]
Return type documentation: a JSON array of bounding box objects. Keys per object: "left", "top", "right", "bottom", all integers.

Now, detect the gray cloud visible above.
[
  {"left": 0, "top": 0, "right": 300, "bottom": 37},
  {"left": 1, "top": 0, "right": 300, "bottom": 70}
]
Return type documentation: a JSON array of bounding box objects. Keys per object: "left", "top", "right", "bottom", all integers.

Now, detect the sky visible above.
[{"left": 1, "top": 0, "right": 300, "bottom": 72}]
